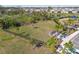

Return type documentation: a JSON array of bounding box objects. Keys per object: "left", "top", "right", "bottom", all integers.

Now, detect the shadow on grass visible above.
[{"left": 3, "top": 29, "right": 45, "bottom": 46}]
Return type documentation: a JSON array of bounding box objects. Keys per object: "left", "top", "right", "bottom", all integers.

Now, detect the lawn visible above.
[
  {"left": 0, "top": 29, "right": 15, "bottom": 41},
  {"left": 0, "top": 20, "right": 58, "bottom": 53},
  {"left": 0, "top": 14, "right": 78, "bottom": 53},
  {"left": 0, "top": 37, "right": 51, "bottom": 54},
  {"left": 8, "top": 20, "right": 56, "bottom": 42}
]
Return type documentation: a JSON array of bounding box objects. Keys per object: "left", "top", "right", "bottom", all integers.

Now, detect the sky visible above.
[{"left": 0, "top": 0, "right": 79, "bottom": 6}]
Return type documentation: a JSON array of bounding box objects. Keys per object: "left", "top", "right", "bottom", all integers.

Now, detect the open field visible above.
[
  {"left": 0, "top": 36, "right": 52, "bottom": 54},
  {"left": 0, "top": 7, "right": 79, "bottom": 54},
  {"left": 0, "top": 17, "right": 78, "bottom": 53},
  {"left": 0, "top": 20, "right": 57, "bottom": 53},
  {"left": 8, "top": 20, "right": 56, "bottom": 42}
]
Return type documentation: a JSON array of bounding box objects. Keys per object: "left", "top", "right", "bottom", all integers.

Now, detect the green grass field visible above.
[
  {"left": 0, "top": 12, "right": 79, "bottom": 53},
  {"left": 0, "top": 17, "right": 78, "bottom": 53},
  {"left": 8, "top": 20, "right": 56, "bottom": 42},
  {"left": 0, "top": 20, "right": 57, "bottom": 53}
]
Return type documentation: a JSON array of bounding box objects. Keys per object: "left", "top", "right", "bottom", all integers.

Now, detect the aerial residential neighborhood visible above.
[{"left": 0, "top": 5, "right": 79, "bottom": 54}]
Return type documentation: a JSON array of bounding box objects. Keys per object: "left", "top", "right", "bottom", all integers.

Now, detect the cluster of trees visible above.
[
  {"left": 0, "top": 10, "right": 65, "bottom": 32},
  {"left": 62, "top": 41, "right": 74, "bottom": 53},
  {"left": 0, "top": 7, "right": 70, "bottom": 30},
  {"left": 0, "top": 18, "right": 21, "bottom": 29},
  {"left": 0, "top": 7, "right": 25, "bottom": 15},
  {"left": 47, "top": 37, "right": 58, "bottom": 53}
]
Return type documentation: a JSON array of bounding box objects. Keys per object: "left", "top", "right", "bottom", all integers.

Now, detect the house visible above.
[{"left": 48, "top": 31, "right": 68, "bottom": 40}]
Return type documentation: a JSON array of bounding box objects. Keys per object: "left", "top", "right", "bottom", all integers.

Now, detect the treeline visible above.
[
  {"left": 0, "top": 9, "right": 64, "bottom": 29},
  {"left": 0, "top": 18, "right": 21, "bottom": 29},
  {"left": 0, "top": 7, "right": 78, "bottom": 29}
]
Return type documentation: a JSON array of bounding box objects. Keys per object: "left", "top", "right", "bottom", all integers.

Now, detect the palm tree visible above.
[{"left": 64, "top": 41, "right": 73, "bottom": 49}]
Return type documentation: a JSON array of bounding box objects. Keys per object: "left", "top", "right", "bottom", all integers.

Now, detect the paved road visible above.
[
  {"left": 57, "top": 30, "right": 79, "bottom": 53},
  {"left": 61, "top": 31, "right": 79, "bottom": 46}
]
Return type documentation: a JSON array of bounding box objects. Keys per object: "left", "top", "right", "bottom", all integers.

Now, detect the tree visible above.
[
  {"left": 68, "top": 11, "right": 72, "bottom": 14},
  {"left": 48, "top": 6, "right": 52, "bottom": 12},
  {"left": 53, "top": 17, "right": 60, "bottom": 25},
  {"left": 0, "top": 17, "right": 22, "bottom": 29},
  {"left": 47, "top": 38, "right": 58, "bottom": 53},
  {"left": 54, "top": 24, "right": 64, "bottom": 31},
  {"left": 62, "top": 41, "right": 74, "bottom": 53},
  {"left": 64, "top": 41, "right": 73, "bottom": 49}
]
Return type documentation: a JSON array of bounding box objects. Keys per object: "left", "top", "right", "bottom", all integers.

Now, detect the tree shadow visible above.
[{"left": 3, "top": 29, "right": 45, "bottom": 47}]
